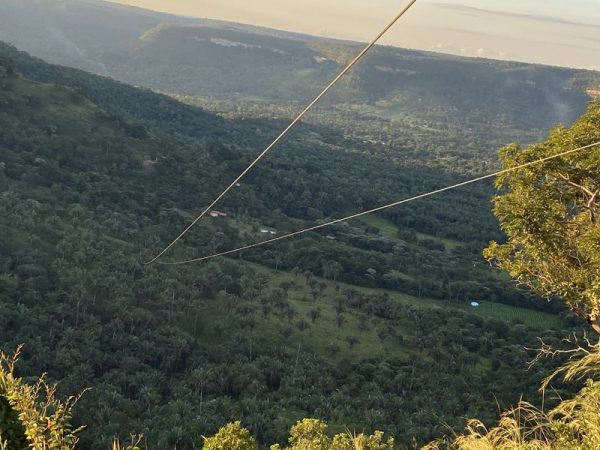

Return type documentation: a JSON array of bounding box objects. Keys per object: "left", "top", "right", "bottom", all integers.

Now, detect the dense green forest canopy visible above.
[{"left": 0, "top": 43, "right": 590, "bottom": 449}]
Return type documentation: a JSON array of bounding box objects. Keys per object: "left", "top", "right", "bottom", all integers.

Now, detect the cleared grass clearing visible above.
[
  {"left": 243, "top": 261, "right": 562, "bottom": 331},
  {"left": 415, "top": 231, "right": 462, "bottom": 251},
  {"left": 194, "top": 282, "right": 409, "bottom": 362},
  {"left": 190, "top": 259, "right": 561, "bottom": 367},
  {"left": 358, "top": 214, "right": 462, "bottom": 250},
  {"left": 355, "top": 215, "right": 399, "bottom": 239},
  {"left": 213, "top": 212, "right": 566, "bottom": 361},
  {"left": 459, "top": 301, "right": 562, "bottom": 330}
]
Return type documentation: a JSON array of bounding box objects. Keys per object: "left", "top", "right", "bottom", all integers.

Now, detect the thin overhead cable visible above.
[
  {"left": 158, "top": 141, "right": 600, "bottom": 265},
  {"left": 145, "top": 0, "right": 420, "bottom": 265}
]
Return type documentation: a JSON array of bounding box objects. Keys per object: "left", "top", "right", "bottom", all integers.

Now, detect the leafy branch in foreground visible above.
[
  {"left": 528, "top": 334, "right": 600, "bottom": 392},
  {"left": 0, "top": 346, "right": 85, "bottom": 450},
  {"left": 484, "top": 101, "right": 600, "bottom": 332},
  {"left": 422, "top": 339, "right": 600, "bottom": 450},
  {"left": 201, "top": 418, "right": 395, "bottom": 450},
  {"left": 424, "top": 102, "right": 600, "bottom": 450},
  {"left": 110, "top": 435, "right": 143, "bottom": 450}
]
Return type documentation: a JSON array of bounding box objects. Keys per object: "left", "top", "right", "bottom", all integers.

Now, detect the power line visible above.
[
  {"left": 145, "top": 0, "right": 420, "bottom": 265},
  {"left": 158, "top": 141, "right": 600, "bottom": 265}
]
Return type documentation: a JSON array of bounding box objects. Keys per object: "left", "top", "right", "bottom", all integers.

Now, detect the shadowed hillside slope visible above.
[{"left": 0, "top": 0, "right": 596, "bottom": 132}]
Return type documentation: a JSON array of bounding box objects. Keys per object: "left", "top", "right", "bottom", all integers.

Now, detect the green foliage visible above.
[
  {"left": 424, "top": 101, "right": 600, "bottom": 450},
  {"left": 0, "top": 394, "right": 26, "bottom": 450},
  {"left": 284, "top": 419, "right": 331, "bottom": 450},
  {"left": 0, "top": 43, "right": 579, "bottom": 449},
  {"left": 0, "top": 347, "right": 83, "bottom": 450},
  {"left": 202, "top": 422, "right": 257, "bottom": 450},
  {"left": 110, "top": 436, "right": 143, "bottom": 450},
  {"left": 204, "top": 419, "right": 394, "bottom": 450},
  {"left": 484, "top": 101, "right": 600, "bottom": 332},
  {"left": 550, "top": 378, "right": 600, "bottom": 449},
  {"left": 330, "top": 431, "right": 394, "bottom": 450},
  {"left": 423, "top": 342, "right": 600, "bottom": 450},
  {"left": 0, "top": 7, "right": 596, "bottom": 448},
  {"left": 0, "top": 55, "right": 14, "bottom": 78}
]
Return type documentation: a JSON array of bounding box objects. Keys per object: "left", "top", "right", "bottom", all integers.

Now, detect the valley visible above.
[
  {"left": 0, "top": 43, "right": 582, "bottom": 448},
  {"left": 0, "top": 1, "right": 599, "bottom": 448}
]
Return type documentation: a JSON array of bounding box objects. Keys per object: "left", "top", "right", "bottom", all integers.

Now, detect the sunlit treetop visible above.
[{"left": 485, "top": 101, "right": 600, "bottom": 333}]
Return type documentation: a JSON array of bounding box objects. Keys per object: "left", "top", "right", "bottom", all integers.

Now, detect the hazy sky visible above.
[{"left": 105, "top": 0, "right": 600, "bottom": 70}]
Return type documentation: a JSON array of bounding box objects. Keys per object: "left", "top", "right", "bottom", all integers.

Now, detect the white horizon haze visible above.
[{"left": 102, "top": 0, "right": 600, "bottom": 71}]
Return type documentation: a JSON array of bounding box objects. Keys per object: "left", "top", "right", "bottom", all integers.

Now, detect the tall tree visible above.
[
  {"left": 484, "top": 101, "right": 600, "bottom": 332},
  {"left": 202, "top": 421, "right": 257, "bottom": 450}
]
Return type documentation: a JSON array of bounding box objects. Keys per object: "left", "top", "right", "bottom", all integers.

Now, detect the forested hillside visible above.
[
  {"left": 0, "top": 43, "right": 585, "bottom": 448},
  {"left": 1, "top": 0, "right": 597, "bottom": 161},
  {"left": 3, "top": 0, "right": 600, "bottom": 178}
]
